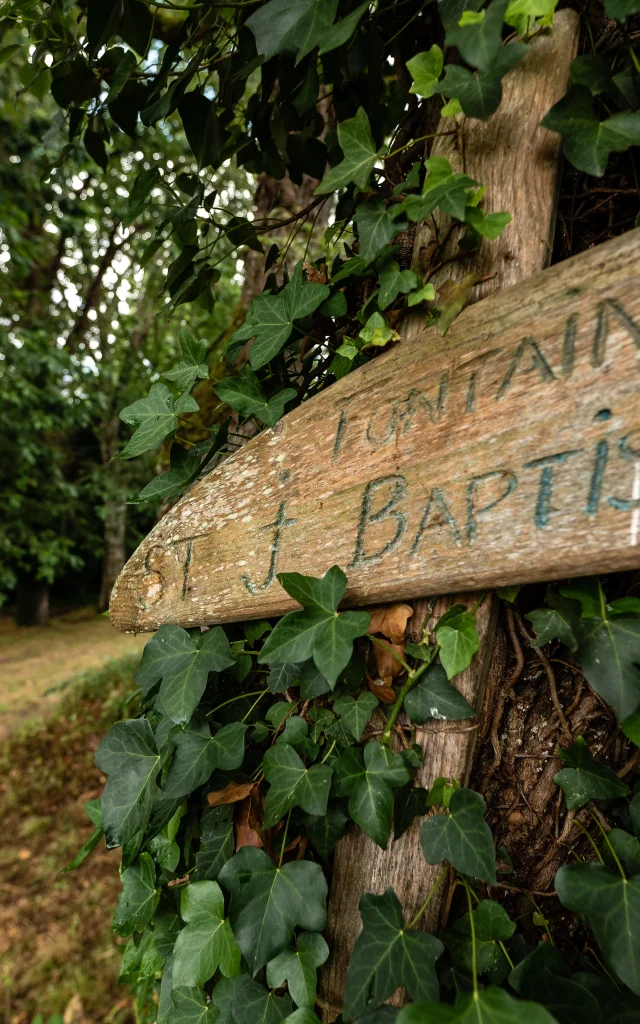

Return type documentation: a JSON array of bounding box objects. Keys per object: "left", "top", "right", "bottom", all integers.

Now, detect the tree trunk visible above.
[
  {"left": 15, "top": 576, "right": 49, "bottom": 627},
  {"left": 319, "top": 12, "right": 580, "bottom": 1018},
  {"left": 98, "top": 413, "right": 128, "bottom": 612},
  {"left": 99, "top": 495, "right": 127, "bottom": 612}
]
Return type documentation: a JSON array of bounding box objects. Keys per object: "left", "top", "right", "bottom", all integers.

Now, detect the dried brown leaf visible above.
[
  {"left": 207, "top": 780, "right": 256, "bottom": 807},
  {"left": 304, "top": 260, "right": 327, "bottom": 284},
  {"left": 234, "top": 793, "right": 264, "bottom": 850},
  {"left": 367, "top": 674, "right": 397, "bottom": 705},
  {"left": 368, "top": 603, "right": 413, "bottom": 644},
  {"left": 436, "top": 273, "right": 483, "bottom": 335}
]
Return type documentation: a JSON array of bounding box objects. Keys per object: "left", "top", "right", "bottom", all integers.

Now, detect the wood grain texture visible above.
[
  {"left": 110, "top": 221, "right": 640, "bottom": 634},
  {"left": 319, "top": 14, "right": 580, "bottom": 1018},
  {"left": 110, "top": 18, "right": 640, "bottom": 646}
]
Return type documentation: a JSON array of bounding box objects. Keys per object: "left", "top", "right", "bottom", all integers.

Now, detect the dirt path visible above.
[{"left": 0, "top": 610, "right": 147, "bottom": 740}]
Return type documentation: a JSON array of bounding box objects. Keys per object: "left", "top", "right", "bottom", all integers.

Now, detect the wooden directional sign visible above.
[{"left": 110, "top": 228, "right": 640, "bottom": 633}]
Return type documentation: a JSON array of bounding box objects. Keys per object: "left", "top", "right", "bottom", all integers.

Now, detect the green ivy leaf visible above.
[
  {"left": 526, "top": 607, "right": 578, "bottom": 651},
  {"left": 266, "top": 932, "right": 329, "bottom": 1008},
  {"left": 446, "top": 0, "right": 510, "bottom": 71},
  {"left": 262, "top": 743, "right": 332, "bottom": 826},
  {"left": 394, "top": 784, "right": 428, "bottom": 839},
  {"left": 509, "top": 943, "right": 604, "bottom": 1022},
  {"left": 119, "top": 382, "right": 198, "bottom": 459},
  {"left": 178, "top": 91, "right": 222, "bottom": 171},
  {"left": 556, "top": 863, "right": 640, "bottom": 995},
  {"left": 163, "top": 721, "right": 247, "bottom": 798},
  {"left": 495, "top": 585, "right": 521, "bottom": 604},
  {"left": 443, "top": 900, "right": 515, "bottom": 977},
  {"left": 112, "top": 853, "right": 160, "bottom": 937},
  {"left": 196, "top": 806, "right": 235, "bottom": 881},
  {"left": 435, "top": 612, "right": 479, "bottom": 680},
  {"left": 334, "top": 741, "right": 410, "bottom": 848},
  {"left": 400, "top": 157, "right": 478, "bottom": 223},
  {"left": 233, "top": 978, "right": 293, "bottom": 1024},
  {"left": 358, "top": 311, "right": 400, "bottom": 347},
  {"left": 441, "top": 44, "right": 528, "bottom": 120},
  {"left": 259, "top": 567, "right": 370, "bottom": 685},
  {"left": 169, "top": 986, "right": 217, "bottom": 1024},
  {"left": 246, "top": 0, "right": 338, "bottom": 63},
  {"left": 333, "top": 692, "right": 378, "bottom": 741},
  {"left": 210, "top": 975, "right": 250, "bottom": 1024},
  {"left": 172, "top": 881, "right": 241, "bottom": 988},
  {"left": 343, "top": 888, "right": 443, "bottom": 1019},
  {"left": 162, "top": 329, "right": 209, "bottom": 393},
  {"left": 107, "top": 48, "right": 137, "bottom": 102},
  {"left": 131, "top": 433, "right": 224, "bottom": 506},
  {"left": 95, "top": 720, "right": 161, "bottom": 848},
  {"left": 215, "top": 373, "right": 296, "bottom": 427},
  {"left": 407, "top": 283, "right": 435, "bottom": 307},
  {"left": 407, "top": 46, "right": 444, "bottom": 98},
  {"left": 283, "top": 1012, "right": 322, "bottom": 1024},
  {"left": 420, "top": 788, "right": 497, "bottom": 883},
  {"left": 378, "top": 261, "right": 419, "bottom": 310},
  {"left": 302, "top": 803, "right": 348, "bottom": 858},
  {"left": 318, "top": 1, "right": 369, "bottom": 54},
  {"left": 62, "top": 798, "right": 103, "bottom": 872},
  {"left": 527, "top": 590, "right": 640, "bottom": 727},
  {"left": 504, "top": 0, "right": 558, "bottom": 34},
  {"left": 464, "top": 207, "right": 511, "bottom": 239},
  {"left": 541, "top": 85, "right": 640, "bottom": 177},
  {"left": 603, "top": 0, "right": 640, "bottom": 23},
  {"left": 553, "top": 736, "right": 629, "bottom": 810},
  {"left": 315, "top": 108, "right": 380, "bottom": 195},
  {"left": 135, "top": 625, "right": 235, "bottom": 726},
  {"left": 242, "top": 262, "right": 330, "bottom": 370},
  {"left": 604, "top": 829, "right": 640, "bottom": 875},
  {"left": 404, "top": 664, "right": 475, "bottom": 723},
  {"left": 219, "top": 847, "right": 327, "bottom": 974},
  {"left": 353, "top": 198, "right": 402, "bottom": 264},
  {"left": 397, "top": 988, "right": 559, "bottom": 1022}
]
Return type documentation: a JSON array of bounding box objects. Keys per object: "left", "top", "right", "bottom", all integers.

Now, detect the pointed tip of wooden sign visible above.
[{"left": 110, "top": 228, "right": 640, "bottom": 634}]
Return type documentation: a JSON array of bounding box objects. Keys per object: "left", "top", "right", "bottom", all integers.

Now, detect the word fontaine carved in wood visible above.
[{"left": 110, "top": 229, "right": 640, "bottom": 633}]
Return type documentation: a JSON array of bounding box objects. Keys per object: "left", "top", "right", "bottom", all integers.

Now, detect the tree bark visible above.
[
  {"left": 99, "top": 495, "right": 127, "bottom": 612},
  {"left": 15, "top": 576, "right": 49, "bottom": 627},
  {"left": 319, "top": 13, "right": 580, "bottom": 1019},
  {"left": 97, "top": 413, "right": 128, "bottom": 612}
]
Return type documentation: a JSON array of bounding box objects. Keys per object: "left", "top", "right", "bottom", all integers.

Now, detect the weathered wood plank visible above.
[
  {"left": 318, "top": 14, "right": 580, "bottom": 1017},
  {"left": 111, "top": 223, "right": 640, "bottom": 634},
  {"left": 111, "top": 11, "right": 640, "bottom": 639}
]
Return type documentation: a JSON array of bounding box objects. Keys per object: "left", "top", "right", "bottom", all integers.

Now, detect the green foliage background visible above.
[{"left": 2, "top": 0, "right": 640, "bottom": 1022}]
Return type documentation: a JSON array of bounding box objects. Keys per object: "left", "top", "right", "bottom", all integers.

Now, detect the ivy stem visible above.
[
  {"left": 380, "top": 677, "right": 412, "bottom": 746},
  {"left": 469, "top": 591, "right": 488, "bottom": 615},
  {"left": 321, "top": 739, "right": 337, "bottom": 764},
  {"left": 207, "top": 689, "right": 266, "bottom": 717},
  {"left": 408, "top": 867, "right": 448, "bottom": 927},
  {"left": 278, "top": 810, "right": 292, "bottom": 868},
  {"left": 587, "top": 807, "right": 627, "bottom": 880},
  {"left": 384, "top": 129, "right": 457, "bottom": 162},
  {"left": 573, "top": 819, "right": 604, "bottom": 865},
  {"left": 366, "top": 633, "right": 412, "bottom": 674},
  {"left": 463, "top": 878, "right": 479, "bottom": 997},
  {"left": 241, "top": 689, "right": 270, "bottom": 723},
  {"left": 379, "top": 655, "right": 436, "bottom": 747},
  {"left": 499, "top": 940, "right": 515, "bottom": 970}
]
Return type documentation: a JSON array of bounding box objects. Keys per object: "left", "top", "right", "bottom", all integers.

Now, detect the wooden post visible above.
[{"left": 319, "top": 13, "right": 580, "bottom": 1018}]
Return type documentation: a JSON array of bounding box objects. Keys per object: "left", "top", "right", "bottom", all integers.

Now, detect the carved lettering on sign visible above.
[{"left": 109, "top": 229, "right": 640, "bottom": 633}]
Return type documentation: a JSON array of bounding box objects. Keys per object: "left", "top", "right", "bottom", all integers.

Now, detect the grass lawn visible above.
[
  {"left": 0, "top": 610, "right": 147, "bottom": 742},
  {"left": 0, "top": 655, "right": 141, "bottom": 1024}
]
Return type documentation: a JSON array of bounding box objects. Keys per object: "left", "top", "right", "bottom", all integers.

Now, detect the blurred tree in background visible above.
[{"left": 0, "top": 32, "right": 251, "bottom": 623}]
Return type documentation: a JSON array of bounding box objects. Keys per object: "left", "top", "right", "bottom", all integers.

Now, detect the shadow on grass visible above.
[{"left": 0, "top": 655, "right": 142, "bottom": 1024}]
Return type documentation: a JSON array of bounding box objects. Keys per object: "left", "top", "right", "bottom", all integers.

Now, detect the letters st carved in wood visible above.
[{"left": 110, "top": 229, "right": 640, "bottom": 633}]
